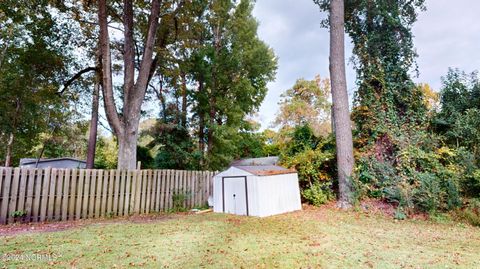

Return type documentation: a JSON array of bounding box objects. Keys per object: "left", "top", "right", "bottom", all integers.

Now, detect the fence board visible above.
[
  {"left": 125, "top": 170, "right": 133, "bottom": 216},
  {"left": 95, "top": 170, "right": 103, "bottom": 218},
  {"left": 0, "top": 168, "right": 13, "bottom": 224},
  {"left": 129, "top": 170, "right": 136, "bottom": 215},
  {"left": 202, "top": 171, "right": 210, "bottom": 203},
  {"left": 46, "top": 169, "right": 58, "bottom": 221},
  {"left": 124, "top": 170, "right": 131, "bottom": 215},
  {"left": 107, "top": 170, "right": 115, "bottom": 215},
  {"left": 151, "top": 170, "right": 158, "bottom": 212},
  {"left": 198, "top": 171, "right": 203, "bottom": 207},
  {"left": 182, "top": 171, "right": 189, "bottom": 208},
  {"left": 156, "top": 170, "right": 162, "bottom": 211},
  {"left": 172, "top": 169, "right": 177, "bottom": 209},
  {"left": 145, "top": 170, "right": 152, "bottom": 214},
  {"left": 88, "top": 170, "right": 97, "bottom": 219},
  {"left": 113, "top": 170, "right": 120, "bottom": 216},
  {"left": 54, "top": 169, "right": 64, "bottom": 220},
  {"left": 168, "top": 170, "right": 174, "bottom": 210},
  {"left": 0, "top": 169, "right": 4, "bottom": 214},
  {"left": 62, "top": 169, "right": 70, "bottom": 221},
  {"left": 159, "top": 170, "right": 166, "bottom": 211},
  {"left": 192, "top": 171, "right": 197, "bottom": 207},
  {"left": 174, "top": 170, "right": 179, "bottom": 195},
  {"left": 208, "top": 172, "right": 214, "bottom": 204},
  {"left": 162, "top": 170, "right": 168, "bottom": 211},
  {"left": 190, "top": 171, "right": 194, "bottom": 207},
  {"left": 82, "top": 170, "right": 91, "bottom": 219},
  {"left": 32, "top": 169, "right": 43, "bottom": 222},
  {"left": 16, "top": 168, "right": 28, "bottom": 218},
  {"left": 187, "top": 170, "right": 191, "bottom": 208},
  {"left": 191, "top": 171, "right": 196, "bottom": 208},
  {"left": 181, "top": 170, "right": 186, "bottom": 208},
  {"left": 27, "top": 169, "right": 37, "bottom": 221},
  {"left": 101, "top": 170, "right": 109, "bottom": 217},
  {"left": 118, "top": 170, "right": 126, "bottom": 216},
  {"left": 7, "top": 168, "right": 21, "bottom": 223},
  {"left": 76, "top": 169, "right": 85, "bottom": 220},
  {"left": 200, "top": 171, "right": 205, "bottom": 206},
  {"left": 133, "top": 170, "right": 141, "bottom": 213},
  {"left": 39, "top": 168, "right": 51, "bottom": 222},
  {"left": 140, "top": 170, "right": 147, "bottom": 213},
  {"left": 68, "top": 169, "right": 77, "bottom": 220}
]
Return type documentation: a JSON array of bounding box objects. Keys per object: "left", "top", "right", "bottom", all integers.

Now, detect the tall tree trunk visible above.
[
  {"left": 117, "top": 129, "right": 138, "bottom": 170},
  {"left": 207, "top": 23, "right": 221, "bottom": 156},
  {"left": 329, "top": 0, "right": 355, "bottom": 208},
  {"left": 199, "top": 115, "right": 205, "bottom": 152},
  {"left": 207, "top": 97, "right": 216, "bottom": 154},
  {"left": 98, "top": 0, "right": 161, "bottom": 170},
  {"left": 197, "top": 79, "right": 206, "bottom": 166},
  {"left": 86, "top": 81, "right": 100, "bottom": 169},
  {"left": 5, "top": 98, "right": 20, "bottom": 167},
  {"left": 117, "top": 113, "right": 142, "bottom": 170},
  {"left": 181, "top": 72, "right": 188, "bottom": 128},
  {"left": 5, "top": 132, "right": 14, "bottom": 167}
]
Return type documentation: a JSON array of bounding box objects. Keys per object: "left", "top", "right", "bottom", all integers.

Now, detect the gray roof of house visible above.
[
  {"left": 20, "top": 157, "right": 86, "bottom": 166},
  {"left": 233, "top": 164, "right": 296, "bottom": 176}
]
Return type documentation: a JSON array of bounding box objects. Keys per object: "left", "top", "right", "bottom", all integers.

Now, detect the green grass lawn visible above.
[{"left": 1, "top": 206, "right": 479, "bottom": 268}]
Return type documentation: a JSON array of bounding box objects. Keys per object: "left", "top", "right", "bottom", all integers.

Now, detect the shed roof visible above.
[{"left": 233, "top": 165, "right": 296, "bottom": 176}]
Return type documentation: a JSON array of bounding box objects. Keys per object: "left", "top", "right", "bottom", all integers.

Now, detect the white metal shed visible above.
[{"left": 213, "top": 165, "right": 302, "bottom": 217}]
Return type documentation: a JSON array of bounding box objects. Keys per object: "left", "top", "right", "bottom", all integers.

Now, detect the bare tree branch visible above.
[{"left": 57, "top": 66, "right": 98, "bottom": 95}]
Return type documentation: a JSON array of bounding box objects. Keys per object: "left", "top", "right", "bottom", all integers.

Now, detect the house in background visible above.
[
  {"left": 20, "top": 158, "right": 86, "bottom": 169},
  {"left": 230, "top": 156, "right": 279, "bottom": 166}
]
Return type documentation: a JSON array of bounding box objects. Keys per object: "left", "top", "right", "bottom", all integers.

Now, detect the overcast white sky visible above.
[{"left": 252, "top": 0, "right": 480, "bottom": 129}]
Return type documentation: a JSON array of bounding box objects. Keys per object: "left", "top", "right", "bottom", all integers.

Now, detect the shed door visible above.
[{"left": 223, "top": 177, "right": 248, "bottom": 215}]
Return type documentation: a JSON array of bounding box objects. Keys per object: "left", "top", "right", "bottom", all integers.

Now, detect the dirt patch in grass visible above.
[
  {"left": 0, "top": 213, "right": 186, "bottom": 236},
  {"left": 359, "top": 198, "right": 397, "bottom": 216}
]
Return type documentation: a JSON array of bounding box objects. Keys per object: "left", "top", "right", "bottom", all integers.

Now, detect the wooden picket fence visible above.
[{"left": 0, "top": 168, "right": 216, "bottom": 224}]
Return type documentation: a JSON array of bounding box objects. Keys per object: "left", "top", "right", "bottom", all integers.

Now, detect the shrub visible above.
[
  {"left": 452, "top": 199, "right": 480, "bottom": 227},
  {"left": 356, "top": 156, "right": 400, "bottom": 199},
  {"left": 301, "top": 182, "right": 335, "bottom": 206},
  {"left": 461, "top": 169, "right": 480, "bottom": 198},
  {"left": 412, "top": 172, "right": 442, "bottom": 213},
  {"left": 172, "top": 192, "right": 189, "bottom": 212},
  {"left": 279, "top": 125, "right": 337, "bottom": 206},
  {"left": 355, "top": 143, "right": 466, "bottom": 214},
  {"left": 10, "top": 210, "right": 26, "bottom": 218}
]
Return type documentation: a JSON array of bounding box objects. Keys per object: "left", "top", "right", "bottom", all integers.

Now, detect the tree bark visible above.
[
  {"left": 98, "top": 0, "right": 123, "bottom": 136},
  {"left": 197, "top": 79, "right": 205, "bottom": 165},
  {"left": 207, "top": 23, "right": 221, "bottom": 156},
  {"left": 181, "top": 72, "right": 188, "bottom": 128},
  {"left": 207, "top": 97, "right": 216, "bottom": 154},
  {"left": 4, "top": 132, "right": 14, "bottom": 167},
  {"left": 329, "top": 0, "right": 355, "bottom": 208},
  {"left": 86, "top": 80, "right": 100, "bottom": 169},
  {"left": 4, "top": 98, "right": 20, "bottom": 167}
]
